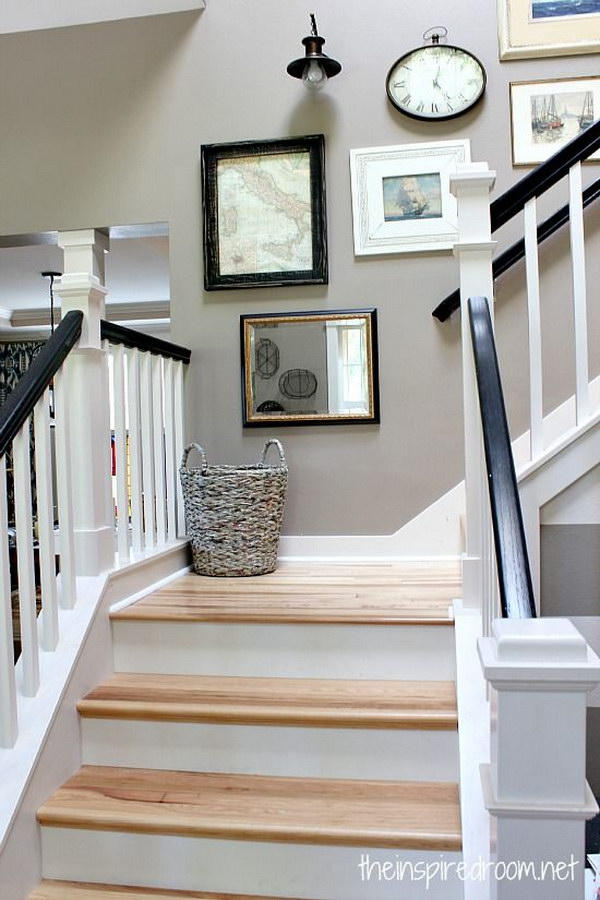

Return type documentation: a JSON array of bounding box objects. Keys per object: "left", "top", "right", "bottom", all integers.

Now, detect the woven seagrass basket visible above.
[{"left": 179, "top": 440, "right": 288, "bottom": 577}]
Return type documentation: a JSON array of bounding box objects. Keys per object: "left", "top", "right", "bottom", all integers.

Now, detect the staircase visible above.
[{"left": 29, "top": 561, "right": 462, "bottom": 900}]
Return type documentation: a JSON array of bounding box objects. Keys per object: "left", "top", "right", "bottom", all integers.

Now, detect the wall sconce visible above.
[{"left": 287, "top": 14, "right": 341, "bottom": 91}]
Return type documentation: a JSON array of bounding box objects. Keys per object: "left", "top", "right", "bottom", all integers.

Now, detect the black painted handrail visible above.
[
  {"left": 468, "top": 296, "right": 536, "bottom": 619},
  {"left": 100, "top": 321, "right": 191, "bottom": 364},
  {"left": 0, "top": 310, "right": 83, "bottom": 459},
  {"left": 433, "top": 119, "right": 600, "bottom": 322}
]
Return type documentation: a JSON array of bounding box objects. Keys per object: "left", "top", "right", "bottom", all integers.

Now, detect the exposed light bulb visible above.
[{"left": 302, "top": 59, "right": 327, "bottom": 91}]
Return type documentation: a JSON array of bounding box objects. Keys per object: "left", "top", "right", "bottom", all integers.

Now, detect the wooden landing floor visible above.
[{"left": 112, "top": 562, "right": 461, "bottom": 625}]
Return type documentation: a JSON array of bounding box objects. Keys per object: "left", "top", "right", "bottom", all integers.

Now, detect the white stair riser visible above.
[
  {"left": 112, "top": 621, "right": 456, "bottom": 680},
  {"left": 41, "top": 827, "right": 463, "bottom": 900},
  {"left": 80, "top": 719, "right": 459, "bottom": 781}
]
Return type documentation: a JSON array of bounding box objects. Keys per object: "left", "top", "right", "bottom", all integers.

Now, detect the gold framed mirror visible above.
[{"left": 240, "top": 309, "right": 379, "bottom": 427}]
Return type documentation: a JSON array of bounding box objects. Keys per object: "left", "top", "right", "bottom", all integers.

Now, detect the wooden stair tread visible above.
[
  {"left": 112, "top": 565, "right": 458, "bottom": 625},
  {"left": 77, "top": 674, "right": 457, "bottom": 729},
  {"left": 28, "top": 882, "right": 311, "bottom": 900},
  {"left": 37, "top": 765, "right": 462, "bottom": 851}
]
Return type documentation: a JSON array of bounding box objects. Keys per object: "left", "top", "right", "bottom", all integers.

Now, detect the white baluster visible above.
[
  {"left": 0, "top": 457, "right": 18, "bottom": 747},
  {"left": 127, "top": 348, "right": 144, "bottom": 554},
  {"left": 174, "top": 360, "right": 186, "bottom": 537},
  {"left": 54, "top": 369, "right": 77, "bottom": 609},
  {"left": 524, "top": 198, "right": 544, "bottom": 460},
  {"left": 152, "top": 355, "right": 167, "bottom": 545},
  {"left": 164, "top": 358, "right": 177, "bottom": 542},
  {"left": 113, "top": 344, "right": 130, "bottom": 561},
  {"left": 569, "top": 162, "right": 590, "bottom": 424},
  {"left": 33, "top": 389, "right": 59, "bottom": 651},
  {"left": 140, "top": 351, "right": 156, "bottom": 548},
  {"left": 13, "top": 424, "right": 39, "bottom": 696}
]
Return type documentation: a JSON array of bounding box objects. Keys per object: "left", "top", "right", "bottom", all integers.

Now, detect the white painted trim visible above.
[
  {"left": 40, "top": 828, "right": 463, "bottom": 900},
  {"left": 108, "top": 562, "right": 191, "bottom": 613},
  {"left": 481, "top": 765, "right": 598, "bottom": 819},
  {"left": 453, "top": 600, "right": 491, "bottom": 900},
  {"left": 279, "top": 482, "right": 465, "bottom": 560},
  {"left": 81, "top": 718, "right": 458, "bottom": 781},
  {"left": 0, "top": 540, "right": 188, "bottom": 856},
  {"left": 9, "top": 300, "right": 170, "bottom": 329}
]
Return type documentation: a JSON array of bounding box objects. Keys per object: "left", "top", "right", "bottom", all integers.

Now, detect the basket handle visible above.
[
  {"left": 259, "top": 439, "right": 286, "bottom": 467},
  {"left": 181, "top": 443, "right": 208, "bottom": 473}
]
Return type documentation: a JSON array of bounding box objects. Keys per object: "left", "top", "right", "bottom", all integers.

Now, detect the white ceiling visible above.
[
  {"left": 0, "top": 233, "right": 170, "bottom": 315},
  {"left": 0, "top": 0, "right": 204, "bottom": 34}
]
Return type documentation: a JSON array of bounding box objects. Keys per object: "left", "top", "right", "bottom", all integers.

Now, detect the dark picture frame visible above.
[
  {"left": 201, "top": 135, "right": 328, "bottom": 290},
  {"left": 240, "top": 309, "right": 380, "bottom": 427}
]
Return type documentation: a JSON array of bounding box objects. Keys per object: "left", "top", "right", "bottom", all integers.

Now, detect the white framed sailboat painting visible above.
[
  {"left": 499, "top": 0, "right": 600, "bottom": 57},
  {"left": 349, "top": 140, "right": 471, "bottom": 256},
  {"left": 510, "top": 77, "right": 600, "bottom": 166}
]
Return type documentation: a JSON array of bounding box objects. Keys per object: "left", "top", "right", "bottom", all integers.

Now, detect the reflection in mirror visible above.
[{"left": 241, "top": 309, "right": 379, "bottom": 426}]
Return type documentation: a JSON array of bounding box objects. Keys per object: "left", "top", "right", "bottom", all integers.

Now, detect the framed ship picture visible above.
[
  {"left": 510, "top": 77, "right": 600, "bottom": 165},
  {"left": 201, "top": 135, "right": 328, "bottom": 290},
  {"left": 349, "top": 140, "right": 471, "bottom": 255}
]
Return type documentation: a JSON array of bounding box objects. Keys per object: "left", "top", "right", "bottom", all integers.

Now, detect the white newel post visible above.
[
  {"left": 479, "top": 618, "right": 600, "bottom": 900},
  {"left": 55, "top": 230, "right": 115, "bottom": 575},
  {"left": 451, "top": 163, "right": 496, "bottom": 615}
]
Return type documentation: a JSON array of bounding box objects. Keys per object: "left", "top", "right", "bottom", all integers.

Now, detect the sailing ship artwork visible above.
[
  {"left": 531, "top": 0, "right": 600, "bottom": 18},
  {"left": 530, "top": 90, "right": 595, "bottom": 145},
  {"left": 382, "top": 173, "right": 442, "bottom": 222}
]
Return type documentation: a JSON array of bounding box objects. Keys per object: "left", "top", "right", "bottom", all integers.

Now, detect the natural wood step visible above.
[
  {"left": 37, "top": 765, "right": 461, "bottom": 851},
  {"left": 111, "top": 564, "right": 459, "bottom": 625},
  {"left": 77, "top": 674, "right": 457, "bottom": 730},
  {"left": 28, "top": 882, "right": 310, "bottom": 900}
]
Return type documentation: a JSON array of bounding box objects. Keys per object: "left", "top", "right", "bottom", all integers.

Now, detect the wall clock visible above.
[{"left": 386, "top": 28, "right": 486, "bottom": 122}]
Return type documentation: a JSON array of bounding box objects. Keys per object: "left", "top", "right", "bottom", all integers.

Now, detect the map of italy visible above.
[{"left": 217, "top": 151, "right": 313, "bottom": 276}]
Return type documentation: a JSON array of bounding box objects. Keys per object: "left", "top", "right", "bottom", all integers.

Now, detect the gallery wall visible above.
[{"left": 0, "top": 0, "right": 598, "bottom": 535}]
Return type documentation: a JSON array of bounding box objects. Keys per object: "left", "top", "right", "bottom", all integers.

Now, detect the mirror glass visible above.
[{"left": 241, "top": 309, "right": 379, "bottom": 426}]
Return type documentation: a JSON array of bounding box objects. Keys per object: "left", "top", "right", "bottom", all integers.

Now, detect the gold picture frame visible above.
[{"left": 240, "top": 309, "right": 380, "bottom": 427}]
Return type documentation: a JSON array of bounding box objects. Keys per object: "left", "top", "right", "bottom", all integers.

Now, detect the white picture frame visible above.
[
  {"left": 349, "top": 140, "right": 471, "bottom": 256},
  {"left": 510, "top": 76, "right": 600, "bottom": 166},
  {"left": 498, "top": 0, "right": 600, "bottom": 60}
]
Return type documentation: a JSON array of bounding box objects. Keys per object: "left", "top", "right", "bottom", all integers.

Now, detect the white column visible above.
[
  {"left": 55, "top": 230, "right": 114, "bottom": 576},
  {"left": 479, "top": 618, "right": 600, "bottom": 900},
  {"left": 450, "top": 164, "right": 496, "bottom": 611}
]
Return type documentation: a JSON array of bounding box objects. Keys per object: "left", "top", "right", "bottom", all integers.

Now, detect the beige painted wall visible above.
[{"left": 0, "top": 1, "right": 598, "bottom": 535}]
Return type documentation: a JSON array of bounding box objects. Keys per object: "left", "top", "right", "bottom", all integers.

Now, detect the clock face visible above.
[{"left": 386, "top": 44, "right": 486, "bottom": 121}]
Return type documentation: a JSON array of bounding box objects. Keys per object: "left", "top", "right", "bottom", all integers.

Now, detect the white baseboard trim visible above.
[{"left": 279, "top": 482, "right": 465, "bottom": 560}]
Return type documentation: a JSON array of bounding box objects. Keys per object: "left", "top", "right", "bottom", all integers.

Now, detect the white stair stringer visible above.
[
  {"left": 40, "top": 828, "right": 463, "bottom": 900},
  {"left": 80, "top": 718, "right": 458, "bottom": 782},
  {"left": 518, "top": 409, "right": 600, "bottom": 605},
  {"left": 111, "top": 621, "right": 456, "bottom": 680}
]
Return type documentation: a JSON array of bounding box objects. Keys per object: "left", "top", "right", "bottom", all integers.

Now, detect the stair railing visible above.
[
  {"left": 452, "top": 163, "right": 600, "bottom": 900},
  {"left": 447, "top": 121, "right": 600, "bottom": 605},
  {"left": 0, "top": 311, "right": 82, "bottom": 747},
  {"left": 433, "top": 118, "right": 600, "bottom": 324},
  {"left": 101, "top": 321, "right": 190, "bottom": 560},
  {"left": 467, "top": 295, "right": 536, "bottom": 620},
  {"left": 0, "top": 231, "right": 191, "bottom": 751}
]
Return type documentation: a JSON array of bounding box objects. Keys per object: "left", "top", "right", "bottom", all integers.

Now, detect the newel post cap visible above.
[
  {"left": 450, "top": 162, "right": 496, "bottom": 195},
  {"left": 479, "top": 617, "right": 600, "bottom": 689}
]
